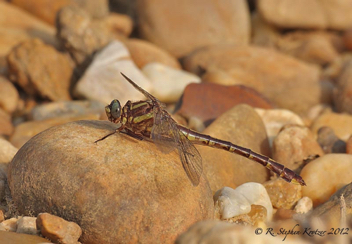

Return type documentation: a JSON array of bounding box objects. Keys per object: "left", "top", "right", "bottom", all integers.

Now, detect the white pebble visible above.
[
  {"left": 17, "top": 216, "right": 38, "bottom": 235},
  {"left": 142, "top": 62, "right": 200, "bottom": 103},
  {"left": 214, "top": 183, "right": 273, "bottom": 221}
]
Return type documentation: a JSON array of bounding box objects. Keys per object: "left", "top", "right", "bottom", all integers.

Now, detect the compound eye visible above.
[{"left": 110, "top": 99, "right": 121, "bottom": 119}]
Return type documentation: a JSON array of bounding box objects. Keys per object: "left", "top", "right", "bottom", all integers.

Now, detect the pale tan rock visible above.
[
  {"left": 276, "top": 31, "right": 341, "bottom": 65},
  {"left": 8, "top": 120, "right": 214, "bottom": 243},
  {"left": 0, "top": 217, "right": 18, "bottom": 232},
  {"left": 294, "top": 196, "right": 313, "bottom": 214},
  {"left": 214, "top": 183, "right": 273, "bottom": 221},
  {"left": 255, "top": 108, "right": 304, "bottom": 147},
  {"left": 0, "top": 230, "right": 51, "bottom": 243},
  {"left": 7, "top": 38, "right": 73, "bottom": 101},
  {"left": 272, "top": 125, "right": 324, "bottom": 172},
  {"left": 199, "top": 104, "right": 270, "bottom": 191},
  {"left": 74, "top": 41, "right": 152, "bottom": 106},
  {"left": 258, "top": 0, "right": 352, "bottom": 30},
  {"left": 16, "top": 217, "right": 37, "bottom": 235},
  {"left": 183, "top": 44, "right": 323, "bottom": 116},
  {"left": 333, "top": 59, "right": 352, "bottom": 114},
  {"left": 264, "top": 178, "right": 302, "bottom": 210},
  {"left": 124, "top": 38, "right": 181, "bottom": 69},
  {"left": 37, "top": 213, "right": 81, "bottom": 244},
  {"left": 311, "top": 111, "right": 352, "bottom": 141},
  {"left": 10, "top": 114, "right": 100, "bottom": 148},
  {"left": 0, "top": 2, "right": 57, "bottom": 56},
  {"left": 56, "top": 5, "right": 114, "bottom": 65},
  {"left": 29, "top": 100, "right": 104, "bottom": 121},
  {"left": 0, "top": 108, "right": 14, "bottom": 137},
  {"left": 251, "top": 13, "right": 281, "bottom": 48},
  {"left": 0, "top": 138, "right": 17, "bottom": 165},
  {"left": 103, "top": 13, "right": 133, "bottom": 38},
  {"left": 301, "top": 154, "right": 352, "bottom": 206},
  {"left": 137, "top": 0, "right": 250, "bottom": 57},
  {"left": 0, "top": 76, "right": 19, "bottom": 113},
  {"left": 142, "top": 62, "right": 200, "bottom": 103},
  {"left": 11, "top": 0, "right": 109, "bottom": 25}
]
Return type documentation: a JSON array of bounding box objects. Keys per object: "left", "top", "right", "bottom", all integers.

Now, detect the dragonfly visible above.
[{"left": 95, "top": 73, "right": 306, "bottom": 187}]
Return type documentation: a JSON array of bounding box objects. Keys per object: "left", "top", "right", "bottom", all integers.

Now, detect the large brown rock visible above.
[
  {"left": 137, "top": 0, "right": 250, "bottom": 57},
  {"left": 184, "top": 44, "right": 324, "bottom": 116},
  {"left": 258, "top": 0, "right": 352, "bottom": 30},
  {"left": 198, "top": 104, "right": 271, "bottom": 192},
  {"left": 8, "top": 120, "right": 213, "bottom": 244}
]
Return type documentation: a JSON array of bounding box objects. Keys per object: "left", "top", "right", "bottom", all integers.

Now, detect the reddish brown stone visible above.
[{"left": 175, "top": 83, "right": 273, "bottom": 125}]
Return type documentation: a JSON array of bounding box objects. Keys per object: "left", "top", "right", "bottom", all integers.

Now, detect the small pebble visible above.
[
  {"left": 214, "top": 183, "right": 273, "bottom": 221},
  {"left": 0, "top": 217, "right": 18, "bottom": 232},
  {"left": 263, "top": 178, "right": 302, "bottom": 210},
  {"left": 317, "top": 126, "right": 346, "bottom": 154},
  {"left": 37, "top": 213, "right": 82, "bottom": 244},
  {"left": 255, "top": 108, "right": 304, "bottom": 146},
  {"left": 294, "top": 197, "right": 313, "bottom": 214},
  {"left": 16, "top": 216, "right": 38, "bottom": 235}
]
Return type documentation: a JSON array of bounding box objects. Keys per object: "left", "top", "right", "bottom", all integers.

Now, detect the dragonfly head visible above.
[{"left": 105, "top": 99, "right": 121, "bottom": 123}]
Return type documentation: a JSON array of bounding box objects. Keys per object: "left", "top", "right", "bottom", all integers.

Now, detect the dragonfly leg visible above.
[
  {"left": 123, "top": 129, "right": 144, "bottom": 141},
  {"left": 95, "top": 124, "right": 125, "bottom": 143},
  {"left": 94, "top": 130, "right": 119, "bottom": 143}
]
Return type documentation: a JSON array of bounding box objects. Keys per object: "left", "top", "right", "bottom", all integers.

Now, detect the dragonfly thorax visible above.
[{"left": 105, "top": 99, "right": 121, "bottom": 123}]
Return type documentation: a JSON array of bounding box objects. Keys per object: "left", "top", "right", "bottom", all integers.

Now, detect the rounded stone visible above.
[
  {"left": 8, "top": 120, "right": 213, "bottom": 244},
  {"left": 301, "top": 154, "right": 352, "bottom": 207},
  {"left": 199, "top": 104, "right": 271, "bottom": 191}
]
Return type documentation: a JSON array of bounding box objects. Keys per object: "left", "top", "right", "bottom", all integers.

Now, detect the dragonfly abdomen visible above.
[{"left": 178, "top": 125, "right": 306, "bottom": 186}]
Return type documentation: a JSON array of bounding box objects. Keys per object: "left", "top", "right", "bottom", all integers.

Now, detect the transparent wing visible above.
[
  {"left": 120, "top": 73, "right": 165, "bottom": 108},
  {"left": 152, "top": 112, "right": 203, "bottom": 186},
  {"left": 151, "top": 111, "right": 178, "bottom": 153},
  {"left": 176, "top": 132, "right": 203, "bottom": 186}
]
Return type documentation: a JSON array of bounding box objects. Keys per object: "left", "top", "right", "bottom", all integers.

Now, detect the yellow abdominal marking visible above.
[
  {"left": 131, "top": 102, "right": 148, "bottom": 110},
  {"left": 133, "top": 113, "right": 154, "bottom": 123}
]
